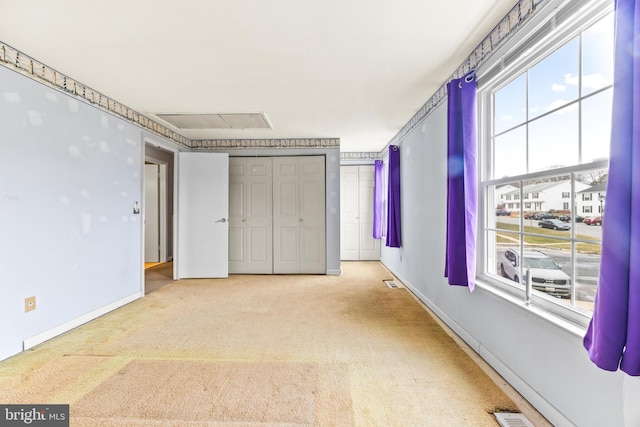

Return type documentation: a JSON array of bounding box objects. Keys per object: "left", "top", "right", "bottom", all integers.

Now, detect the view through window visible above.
[{"left": 482, "top": 5, "right": 613, "bottom": 319}]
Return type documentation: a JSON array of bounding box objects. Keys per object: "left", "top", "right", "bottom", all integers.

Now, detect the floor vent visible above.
[
  {"left": 494, "top": 412, "right": 534, "bottom": 427},
  {"left": 384, "top": 280, "right": 402, "bottom": 289}
]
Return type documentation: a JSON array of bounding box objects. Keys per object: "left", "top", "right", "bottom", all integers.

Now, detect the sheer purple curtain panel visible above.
[
  {"left": 373, "top": 160, "right": 384, "bottom": 239},
  {"left": 584, "top": 0, "right": 640, "bottom": 376},
  {"left": 444, "top": 71, "right": 478, "bottom": 291},
  {"left": 386, "top": 146, "right": 401, "bottom": 248}
]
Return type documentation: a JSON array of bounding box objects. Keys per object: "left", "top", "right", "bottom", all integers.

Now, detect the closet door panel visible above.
[
  {"left": 274, "top": 156, "right": 325, "bottom": 273},
  {"left": 229, "top": 157, "right": 273, "bottom": 274},
  {"left": 340, "top": 166, "right": 360, "bottom": 260},
  {"left": 298, "top": 156, "right": 325, "bottom": 273},
  {"left": 358, "top": 165, "right": 380, "bottom": 260},
  {"left": 339, "top": 165, "right": 380, "bottom": 261}
]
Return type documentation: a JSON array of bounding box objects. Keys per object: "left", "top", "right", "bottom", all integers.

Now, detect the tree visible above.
[{"left": 579, "top": 170, "right": 608, "bottom": 185}]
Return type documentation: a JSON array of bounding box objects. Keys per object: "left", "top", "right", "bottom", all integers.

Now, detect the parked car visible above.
[
  {"left": 496, "top": 209, "right": 510, "bottom": 216},
  {"left": 500, "top": 249, "right": 571, "bottom": 298},
  {"left": 558, "top": 214, "right": 584, "bottom": 223},
  {"left": 584, "top": 216, "right": 603, "bottom": 226},
  {"left": 538, "top": 219, "right": 570, "bottom": 230},
  {"left": 533, "top": 212, "right": 558, "bottom": 220}
]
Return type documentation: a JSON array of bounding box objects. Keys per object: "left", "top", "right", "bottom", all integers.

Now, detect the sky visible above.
[{"left": 492, "top": 13, "right": 614, "bottom": 180}]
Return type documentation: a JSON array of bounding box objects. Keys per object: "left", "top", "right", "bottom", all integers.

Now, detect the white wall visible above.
[
  {"left": 380, "top": 102, "right": 639, "bottom": 427},
  {"left": 0, "top": 65, "right": 144, "bottom": 361}
]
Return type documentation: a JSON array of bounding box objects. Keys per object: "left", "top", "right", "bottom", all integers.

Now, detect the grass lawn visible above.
[{"left": 496, "top": 222, "right": 601, "bottom": 254}]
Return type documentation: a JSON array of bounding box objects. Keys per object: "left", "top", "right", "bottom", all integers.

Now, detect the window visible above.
[{"left": 482, "top": 1, "right": 613, "bottom": 324}]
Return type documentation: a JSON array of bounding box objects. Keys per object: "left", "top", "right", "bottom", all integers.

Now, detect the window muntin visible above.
[{"left": 482, "top": 8, "right": 613, "bottom": 319}]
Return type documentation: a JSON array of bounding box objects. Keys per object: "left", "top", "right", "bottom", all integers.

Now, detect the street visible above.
[{"left": 496, "top": 216, "right": 603, "bottom": 240}]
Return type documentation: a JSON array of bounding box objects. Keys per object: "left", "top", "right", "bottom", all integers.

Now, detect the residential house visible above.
[
  {"left": 577, "top": 182, "right": 608, "bottom": 216},
  {"left": 500, "top": 180, "right": 590, "bottom": 213}
]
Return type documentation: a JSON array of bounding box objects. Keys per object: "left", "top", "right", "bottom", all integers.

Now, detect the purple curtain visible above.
[
  {"left": 386, "top": 145, "right": 401, "bottom": 247},
  {"left": 373, "top": 160, "right": 384, "bottom": 239},
  {"left": 584, "top": 0, "right": 640, "bottom": 376},
  {"left": 444, "top": 71, "right": 477, "bottom": 291}
]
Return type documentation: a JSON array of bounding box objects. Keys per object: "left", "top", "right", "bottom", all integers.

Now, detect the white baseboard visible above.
[{"left": 23, "top": 292, "right": 142, "bottom": 351}]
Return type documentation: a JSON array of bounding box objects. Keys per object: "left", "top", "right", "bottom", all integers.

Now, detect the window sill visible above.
[{"left": 474, "top": 278, "right": 588, "bottom": 339}]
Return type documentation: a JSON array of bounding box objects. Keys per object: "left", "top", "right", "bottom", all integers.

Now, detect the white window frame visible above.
[{"left": 475, "top": 0, "right": 613, "bottom": 329}]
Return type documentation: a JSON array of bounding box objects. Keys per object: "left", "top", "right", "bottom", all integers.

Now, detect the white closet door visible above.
[
  {"left": 273, "top": 156, "right": 325, "bottom": 274},
  {"left": 229, "top": 158, "right": 273, "bottom": 274},
  {"left": 340, "top": 166, "right": 360, "bottom": 260},
  {"left": 177, "top": 152, "right": 229, "bottom": 278},
  {"left": 339, "top": 165, "right": 380, "bottom": 261}
]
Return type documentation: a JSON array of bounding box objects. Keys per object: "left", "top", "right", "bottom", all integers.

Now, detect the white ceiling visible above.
[{"left": 0, "top": 0, "right": 518, "bottom": 152}]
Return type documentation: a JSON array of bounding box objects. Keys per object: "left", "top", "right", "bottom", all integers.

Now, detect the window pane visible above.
[
  {"left": 576, "top": 252, "right": 599, "bottom": 312},
  {"left": 582, "top": 89, "right": 613, "bottom": 163},
  {"left": 495, "top": 74, "right": 527, "bottom": 134},
  {"left": 582, "top": 14, "right": 614, "bottom": 96},
  {"left": 529, "top": 106, "right": 579, "bottom": 172},
  {"left": 494, "top": 125, "right": 526, "bottom": 178},
  {"left": 576, "top": 167, "right": 608, "bottom": 223},
  {"left": 494, "top": 183, "right": 521, "bottom": 230},
  {"left": 528, "top": 38, "right": 580, "bottom": 119}
]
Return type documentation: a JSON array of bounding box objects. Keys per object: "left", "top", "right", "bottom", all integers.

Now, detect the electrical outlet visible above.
[{"left": 25, "top": 296, "right": 36, "bottom": 313}]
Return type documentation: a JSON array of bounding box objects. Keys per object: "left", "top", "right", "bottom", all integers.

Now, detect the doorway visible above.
[{"left": 144, "top": 143, "right": 176, "bottom": 293}]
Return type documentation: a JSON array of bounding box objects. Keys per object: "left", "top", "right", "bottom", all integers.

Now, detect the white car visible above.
[{"left": 500, "top": 249, "right": 571, "bottom": 298}]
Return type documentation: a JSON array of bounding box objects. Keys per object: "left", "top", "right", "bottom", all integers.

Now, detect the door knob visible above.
[{"left": 216, "top": 218, "right": 227, "bottom": 223}]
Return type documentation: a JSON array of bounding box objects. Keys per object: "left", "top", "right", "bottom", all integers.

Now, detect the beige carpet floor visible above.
[{"left": 0, "top": 262, "right": 530, "bottom": 426}]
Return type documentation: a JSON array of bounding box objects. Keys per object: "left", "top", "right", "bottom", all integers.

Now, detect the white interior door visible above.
[
  {"left": 177, "top": 152, "right": 229, "bottom": 278},
  {"left": 144, "top": 163, "right": 160, "bottom": 262}
]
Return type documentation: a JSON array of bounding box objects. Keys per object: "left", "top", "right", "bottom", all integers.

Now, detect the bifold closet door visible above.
[
  {"left": 228, "top": 158, "right": 273, "bottom": 274},
  {"left": 273, "top": 156, "right": 326, "bottom": 274},
  {"left": 340, "top": 165, "right": 380, "bottom": 261}
]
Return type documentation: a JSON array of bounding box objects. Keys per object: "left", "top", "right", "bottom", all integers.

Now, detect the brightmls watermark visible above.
[{"left": 0, "top": 405, "right": 69, "bottom": 426}]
